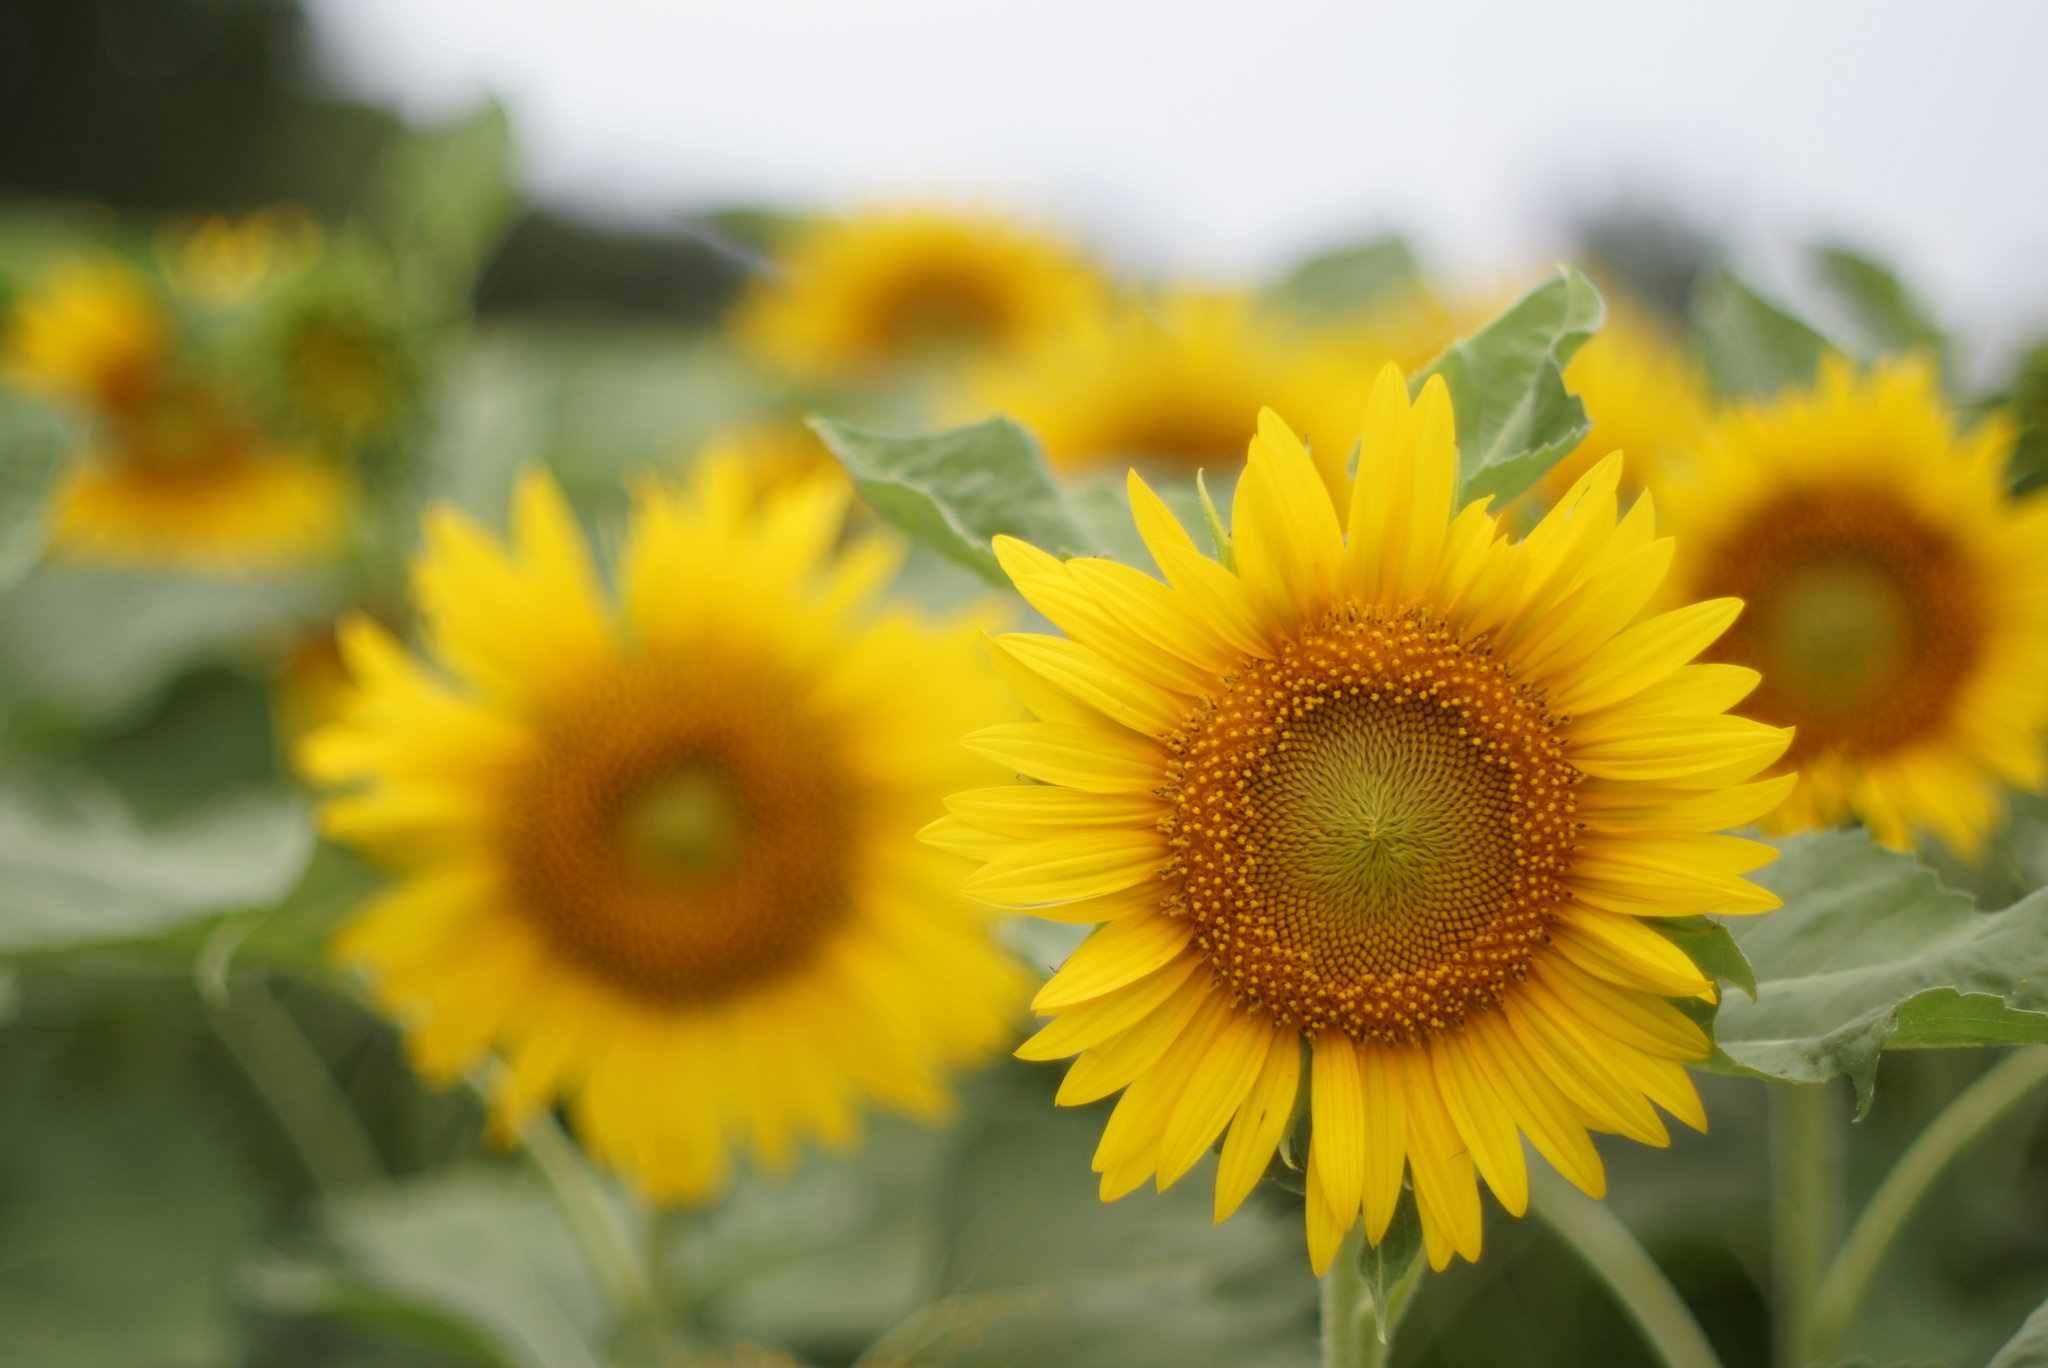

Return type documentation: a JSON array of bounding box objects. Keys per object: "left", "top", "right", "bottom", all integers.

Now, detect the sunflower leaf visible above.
[
  {"left": 1411, "top": 264, "right": 1604, "bottom": 508},
  {"left": 1712, "top": 830, "right": 2048, "bottom": 1115},
  {"left": 1810, "top": 244, "right": 1949, "bottom": 365},
  {"left": 0, "top": 780, "right": 314, "bottom": 955},
  {"left": 1690, "top": 272, "right": 1829, "bottom": 400},
  {"left": 1358, "top": 1186, "right": 1425, "bottom": 1344},
  {"left": 811, "top": 415, "right": 1099, "bottom": 583},
  {"left": 1989, "top": 1295, "right": 2048, "bottom": 1368},
  {"left": 1652, "top": 915, "right": 1756, "bottom": 1001},
  {"left": 0, "top": 394, "right": 67, "bottom": 593},
  {"left": 1269, "top": 234, "right": 1422, "bottom": 319}
]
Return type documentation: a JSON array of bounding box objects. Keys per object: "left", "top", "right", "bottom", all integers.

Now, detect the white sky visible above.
[{"left": 304, "top": 0, "right": 2048, "bottom": 347}]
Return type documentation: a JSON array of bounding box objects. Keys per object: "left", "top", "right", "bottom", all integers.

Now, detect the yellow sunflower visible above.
[
  {"left": 6, "top": 258, "right": 351, "bottom": 570},
  {"left": 1535, "top": 304, "right": 1711, "bottom": 507},
  {"left": 159, "top": 207, "right": 321, "bottom": 306},
  {"left": 960, "top": 288, "right": 1389, "bottom": 497},
  {"left": 1664, "top": 356, "right": 2048, "bottom": 857},
  {"left": 300, "top": 460, "right": 1029, "bottom": 1202},
  {"left": 4, "top": 257, "right": 170, "bottom": 413},
  {"left": 734, "top": 207, "right": 1105, "bottom": 377},
  {"left": 930, "top": 364, "right": 1791, "bottom": 1272}
]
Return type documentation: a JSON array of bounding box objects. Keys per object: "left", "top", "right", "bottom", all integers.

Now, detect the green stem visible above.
[
  {"left": 1320, "top": 1227, "right": 1425, "bottom": 1368},
  {"left": 206, "top": 975, "right": 385, "bottom": 1198},
  {"left": 1810, "top": 1046, "right": 2048, "bottom": 1358},
  {"left": 508, "top": 1097, "right": 657, "bottom": 1317},
  {"left": 1770, "top": 1081, "right": 1845, "bottom": 1368},
  {"left": 1531, "top": 1165, "right": 1723, "bottom": 1368}
]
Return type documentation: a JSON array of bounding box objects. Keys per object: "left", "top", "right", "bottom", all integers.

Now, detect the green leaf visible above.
[
  {"left": 248, "top": 1166, "right": 610, "bottom": 1368},
  {"left": 0, "top": 394, "right": 68, "bottom": 592},
  {"left": 1691, "top": 272, "right": 1829, "bottom": 400},
  {"left": 811, "top": 415, "right": 1097, "bottom": 583},
  {"left": 1652, "top": 915, "right": 1757, "bottom": 1000},
  {"left": 1411, "top": 265, "right": 1605, "bottom": 507},
  {"left": 0, "top": 781, "right": 313, "bottom": 954},
  {"left": 1714, "top": 831, "right": 2048, "bottom": 1113},
  {"left": 0, "top": 1026, "right": 267, "bottom": 1368},
  {"left": 1358, "top": 1186, "right": 1425, "bottom": 1343},
  {"left": 1269, "top": 235, "right": 1422, "bottom": 319},
  {"left": 1990, "top": 1296, "right": 2048, "bottom": 1368},
  {"left": 372, "top": 102, "right": 519, "bottom": 311},
  {"left": 1810, "top": 244, "right": 1947, "bottom": 362},
  {"left": 0, "top": 566, "right": 339, "bottom": 728}
]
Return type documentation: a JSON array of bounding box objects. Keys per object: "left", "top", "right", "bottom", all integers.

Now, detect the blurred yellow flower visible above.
[
  {"left": 52, "top": 378, "right": 349, "bottom": 570},
  {"left": 1537, "top": 304, "right": 1711, "bottom": 506},
  {"left": 1666, "top": 357, "right": 2048, "bottom": 857},
  {"left": 301, "top": 461, "right": 1028, "bottom": 1203},
  {"left": 273, "top": 301, "right": 415, "bottom": 444},
  {"left": 690, "top": 418, "right": 845, "bottom": 498},
  {"left": 160, "top": 207, "right": 321, "bottom": 306},
  {"left": 734, "top": 207, "right": 1105, "bottom": 377},
  {"left": 960, "top": 288, "right": 1396, "bottom": 498},
  {"left": 932, "top": 367, "right": 1789, "bottom": 1272},
  {"left": 5, "top": 258, "right": 171, "bottom": 413}
]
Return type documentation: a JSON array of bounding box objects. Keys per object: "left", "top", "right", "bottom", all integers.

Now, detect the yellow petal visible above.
[
  {"left": 1310, "top": 1029, "right": 1368, "bottom": 1222},
  {"left": 1036, "top": 912, "right": 1196, "bottom": 1009},
  {"left": 1214, "top": 1027, "right": 1302, "bottom": 1222},
  {"left": 962, "top": 722, "right": 1167, "bottom": 795}
]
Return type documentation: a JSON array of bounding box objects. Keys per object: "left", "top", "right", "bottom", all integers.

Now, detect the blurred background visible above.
[{"left": 5, "top": 3, "right": 2048, "bottom": 1367}]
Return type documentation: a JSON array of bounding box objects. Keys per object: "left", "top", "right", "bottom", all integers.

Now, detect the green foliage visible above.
[
  {"left": 1714, "top": 831, "right": 2048, "bottom": 1112},
  {"left": 1358, "top": 1187, "right": 1425, "bottom": 1344},
  {"left": 1991, "top": 1297, "right": 2048, "bottom": 1368},
  {"left": 251, "top": 1166, "right": 608, "bottom": 1368},
  {"left": 1810, "top": 244, "right": 1948, "bottom": 364},
  {"left": 1653, "top": 914, "right": 1757, "bottom": 1000},
  {"left": 1410, "top": 265, "right": 1604, "bottom": 507},
  {"left": 1691, "top": 271, "right": 1829, "bottom": 400},
  {"left": 0, "top": 393, "right": 68, "bottom": 592},
  {"left": 372, "top": 103, "right": 519, "bottom": 315},
  {"left": 812, "top": 415, "right": 1099, "bottom": 583},
  {"left": 0, "top": 566, "right": 338, "bottom": 729},
  {"left": 0, "top": 779, "right": 312, "bottom": 954},
  {"left": 1269, "top": 235, "right": 1422, "bottom": 319}
]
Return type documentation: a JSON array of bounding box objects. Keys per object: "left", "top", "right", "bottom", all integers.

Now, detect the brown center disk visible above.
[
  {"left": 501, "top": 656, "right": 858, "bottom": 1007},
  {"left": 869, "top": 264, "right": 1019, "bottom": 357},
  {"left": 1162, "top": 612, "right": 1580, "bottom": 1045},
  {"left": 1696, "top": 484, "right": 1983, "bottom": 761}
]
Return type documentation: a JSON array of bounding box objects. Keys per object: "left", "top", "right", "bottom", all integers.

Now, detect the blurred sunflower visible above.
[
  {"left": 734, "top": 207, "right": 1105, "bottom": 377},
  {"left": 931, "top": 365, "right": 1790, "bottom": 1271},
  {"left": 690, "top": 418, "right": 845, "bottom": 498},
  {"left": 1535, "top": 304, "right": 1711, "bottom": 507},
  {"left": 159, "top": 207, "right": 321, "bottom": 306},
  {"left": 300, "top": 461, "right": 1028, "bottom": 1202},
  {"left": 961, "top": 288, "right": 1387, "bottom": 497},
  {"left": 267, "top": 293, "right": 418, "bottom": 447},
  {"left": 6, "top": 257, "right": 351, "bottom": 569},
  {"left": 1665, "top": 357, "right": 2048, "bottom": 856}
]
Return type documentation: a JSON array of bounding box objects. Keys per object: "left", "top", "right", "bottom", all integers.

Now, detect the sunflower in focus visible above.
[
  {"left": 5, "top": 257, "right": 350, "bottom": 570},
  {"left": 734, "top": 208, "right": 1105, "bottom": 377},
  {"left": 300, "top": 461, "right": 1028, "bottom": 1201},
  {"left": 1665, "top": 357, "right": 2048, "bottom": 856},
  {"left": 1535, "top": 304, "right": 1710, "bottom": 507},
  {"left": 931, "top": 365, "right": 1790, "bottom": 1271},
  {"left": 962, "top": 289, "right": 1388, "bottom": 497}
]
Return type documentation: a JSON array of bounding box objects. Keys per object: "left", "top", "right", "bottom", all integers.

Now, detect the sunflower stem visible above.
[
  {"left": 1531, "top": 1164, "right": 1723, "bottom": 1368},
  {"left": 498, "top": 1085, "right": 657, "bottom": 1318},
  {"left": 1809, "top": 1046, "right": 2048, "bottom": 1359},
  {"left": 206, "top": 974, "right": 385, "bottom": 1198},
  {"left": 1769, "top": 1080, "right": 1845, "bottom": 1368},
  {"left": 1320, "top": 1227, "right": 1422, "bottom": 1368}
]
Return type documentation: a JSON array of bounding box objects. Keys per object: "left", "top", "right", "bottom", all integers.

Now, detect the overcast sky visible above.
[{"left": 304, "top": 0, "right": 2048, "bottom": 348}]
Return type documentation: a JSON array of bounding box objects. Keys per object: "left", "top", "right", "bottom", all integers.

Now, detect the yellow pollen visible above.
[
  {"left": 1160, "top": 611, "right": 1580, "bottom": 1045},
  {"left": 502, "top": 657, "right": 857, "bottom": 1006},
  {"left": 1700, "top": 484, "right": 1983, "bottom": 760}
]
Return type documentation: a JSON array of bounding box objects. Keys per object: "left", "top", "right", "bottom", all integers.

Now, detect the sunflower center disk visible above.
[
  {"left": 1162, "top": 613, "right": 1581, "bottom": 1045},
  {"left": 503, "top": 659, "right": 858, "bottom": 1007},
  {"left": 1700, "top": 485, "right": 1983, "bottom": 759}
]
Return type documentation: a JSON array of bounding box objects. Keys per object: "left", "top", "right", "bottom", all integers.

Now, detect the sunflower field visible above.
[{"left": 7, "top": 5, "right": 2048, "bottom": 1368}]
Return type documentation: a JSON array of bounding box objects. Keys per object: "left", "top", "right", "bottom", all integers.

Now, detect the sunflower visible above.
[
  {"left": 300, "top": 460, "right": 1028, "bottom": 1202},
  {"left": 4, "top": 257, "right": 170, "bottom": 413},
  {"left": 5, "top": 257, "right": 351, "bottom": 570},
  {"left": 929, "top": 364, "right": 1791, "bottom": 1272},
  {"left": 1663, "top": 356, "right": 2048, "bottom": 857},
  {"left": 1534, "top": 304, "right": 1710, "bottom": 507},
  {"left": 734, "top": 207, "right": 1105, "bottom": 377},
  {"left": 159, "top": 207, "right": 321, "bottom": 307},
  {"left": 960, "top": 288, "right": 1391, "bottom": 497}
]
